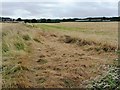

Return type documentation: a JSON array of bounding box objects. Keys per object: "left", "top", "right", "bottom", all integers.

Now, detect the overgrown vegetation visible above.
[
  {"left": 2, "top": 27, "right": 34, "bottom": 54},
  {"left": 87, "top": 65, "right": 119, "bottom": 89},
  {"left": 2, "top": 64, "right": 30, "bottom": 88},
  {"left": 2, "top": 22, "right": 118, "bottom": 88},
  {"left": 59, "top": 35, "right": 116, "bottom": 52},
  {"left": 3, "top": 64, "right": 29, "bottom": 75}
]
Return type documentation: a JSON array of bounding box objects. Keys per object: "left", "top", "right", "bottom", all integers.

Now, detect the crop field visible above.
[{"left": 1, "top": 22, "right": 118, "bottom": 88}]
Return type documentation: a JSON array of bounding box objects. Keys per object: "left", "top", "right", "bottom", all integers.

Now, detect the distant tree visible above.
[
  {"left": 31, "top": 19, "right": 37, "bottom": 23},
  {"left": 41, "top": 19, "right": 46, "bottom": 23},
  {"left": 47, "top": 19, "right": 51, "bottom": 23},
  {"left": 67, "top": 18, "right": 75, "bottom": 22},
  {"left": 54, "top": 19, "right": 60, "bottom": 23},
  {"left": 16, "top": 18, "right": 22, "bottom": 21},
  {"left": 24, "top": 19, "right": 30, "bottom": 23},
  {"left": 62, "top": 19, "right": 66, "bottom": 22},
  {"left": 13, "top": 19, "right": 15, "bottom": 21}
]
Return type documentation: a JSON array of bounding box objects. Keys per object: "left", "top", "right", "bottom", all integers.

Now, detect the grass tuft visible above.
[
  {"left": 3, "top": 65, "right": 29, "bottom": 75},
  {"left": 36, "top": 77, "right": 46, "bottom": 84},
  {"left": 36, "top": 59, "right": 47, "bottom": 64},
  {"left": 33, "top": 38, "right": 41, "bottom": 43},
  {"left": 22, "top": 35, "right": 31, "bottom": 41},
  {"left": 87, "top": 66, "right": 119, "bottom": 89},
  {"left": 14, "top": 42, "right": 25, "bottom": 50},
  {"left": 2, "top": 43, "right": 9, "bottom": 53},
  {"left": 2, "top": 32, "right": 7, "bottom": 37},
  {"left": 62, "top": 78, "right": 76, "bottom": 88}
]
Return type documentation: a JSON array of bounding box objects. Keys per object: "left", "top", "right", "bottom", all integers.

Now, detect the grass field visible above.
[{"left": 2, "top": 22, "right": 119, "bottom": 88}]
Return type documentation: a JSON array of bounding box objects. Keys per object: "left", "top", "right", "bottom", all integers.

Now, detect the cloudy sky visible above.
[{"left": 0, "top": 0, "right": 119, "bottom": 19}]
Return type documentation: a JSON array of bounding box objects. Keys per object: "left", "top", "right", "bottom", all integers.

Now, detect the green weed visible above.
[{"left": 14, "top": 42, "right": 24, "bottom": 50}]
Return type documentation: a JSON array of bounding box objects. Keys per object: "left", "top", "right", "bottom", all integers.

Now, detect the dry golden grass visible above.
[
  {"left": 2, "top": 22, "right": 118, "bottom": 88},
  {"left": 2, "top": 23, "right": 44, "bottom": 88},
  {"left": 32, "top": 22, "right": 118, "bottom": 51}
]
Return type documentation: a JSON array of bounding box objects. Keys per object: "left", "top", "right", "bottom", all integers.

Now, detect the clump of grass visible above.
[
  {"left": 101, "top": 44, "right": 116, "bottom": 52},
  {"left": 2, "top": 43, "right": 9, "bottom": 53},
  {"left": 62, "top": 78, "right": 76, "bottom": 88},
  {"left": 59, "top": 35, "right": 76, "bottom": 43},
  {"left": 36, "top": 59, "right": 47, "bottom": 64},
  {"left": 59, "top": 35, "right": 116, "bottom": 52},
  {"left": 2, "top": 64, "right": 30, "bottom": 88},
  {"left": 14, "top": 42, "right": 25, "bottom": 50},
  {"left": 2, "top": 32, "right": 7, "bottom": 37},
  {"left": 3, "top": 65, "right": 29, "bottom": 75},
  {"left": 36, "top": 77, "right": 46, "bottom": 84},
  {"left": 33, "top": 38, "right": 41, "bottom": 43},
  {"left": 88, "top": 66, "right": 119, "bottom": 89},
  {"left": 22, "top": 35, "right": 31, "bottom": 41}
]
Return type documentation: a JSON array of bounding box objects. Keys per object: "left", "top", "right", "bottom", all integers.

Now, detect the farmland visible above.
[{"left": 2, "top": 22, "right": 118, "bottom": 88}]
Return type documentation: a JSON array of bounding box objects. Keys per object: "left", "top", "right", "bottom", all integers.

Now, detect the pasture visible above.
[{"left": 2, "top": 22, "right": 118, "bottom": 88}]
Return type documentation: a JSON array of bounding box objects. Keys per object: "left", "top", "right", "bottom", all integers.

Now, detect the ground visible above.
[{"left": 2, "top": 22, "right": 117, "bottom": 88}]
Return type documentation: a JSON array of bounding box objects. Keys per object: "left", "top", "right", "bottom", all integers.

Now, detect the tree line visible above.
[
  {"left": 16, "top": 17, "right": 120, "bottom": 23},
  {"left": 1, "top": 16, "right": 120, "bottom": 23}
]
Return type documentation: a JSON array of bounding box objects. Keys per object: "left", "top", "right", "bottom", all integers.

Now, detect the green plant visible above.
[
  {"left": 88, "top": 66, "right": 119, "bottom": 89},
  {"left": 3, "top": 65, "right": 29, "bottom": 75},
  {"left": 14, "top": 42, "right": 24, "bottom": 50}
]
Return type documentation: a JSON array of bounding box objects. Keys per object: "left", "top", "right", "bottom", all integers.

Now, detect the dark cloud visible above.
[{"left": 1, "top": 1, "right": 118, "bottom": 19}]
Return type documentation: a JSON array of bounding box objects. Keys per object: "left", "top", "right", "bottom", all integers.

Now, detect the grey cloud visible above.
[{"left": 1, "top": 2, "right": 118, "bottom": 19}]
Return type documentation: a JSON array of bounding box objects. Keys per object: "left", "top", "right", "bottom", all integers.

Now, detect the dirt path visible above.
[{"left": 2, "top": 23, "right": 117, "bottom": 88}]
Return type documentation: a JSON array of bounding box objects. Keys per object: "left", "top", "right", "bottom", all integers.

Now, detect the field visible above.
[{"left": 2, "top": 22, "right": 118, "bottom": 88}]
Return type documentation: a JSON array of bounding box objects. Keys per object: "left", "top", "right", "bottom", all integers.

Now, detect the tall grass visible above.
[
  {"left": 30, "top": 23, "right": 117, "bottom": 50},
  {"left": 2, "top": 24, "right": 37, "bottom": 88},
  {"left": 87, "top": 65, "right": 119, "bottom": 89}
]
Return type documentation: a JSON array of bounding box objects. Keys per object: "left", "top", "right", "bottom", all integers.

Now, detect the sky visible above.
[{"left": 0, "top": 0, "right": 119, "bottom": 19}]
